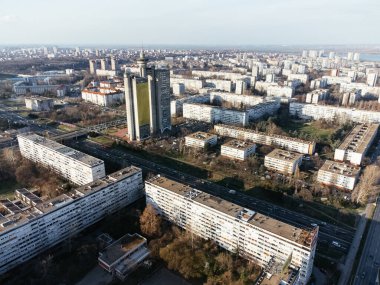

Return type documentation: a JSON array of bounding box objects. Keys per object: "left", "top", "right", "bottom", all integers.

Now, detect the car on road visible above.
[
  {"left": 311, "top": 223, "right": 318, "bottom": 227},
  {"left": 320, "top": 221, "right": 327, "bottom": 226},
  {"left": 360, "top": 271, "right": 366, "bottom": 279},
  {"left": 228, "top": 190, "right": 236, "bottom": 195}
]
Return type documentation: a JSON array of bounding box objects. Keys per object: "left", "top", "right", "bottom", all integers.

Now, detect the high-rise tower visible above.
[{"left": 124, "top": 51, "right": 171, "bottom": 141}]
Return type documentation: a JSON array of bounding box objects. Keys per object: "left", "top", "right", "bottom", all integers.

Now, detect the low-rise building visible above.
[
  {"left": 334, "top": 124, "right": 378, "bottom": 165},
  {"left": 145, "top": 176, "right": 318, "bottom": 285},
  {"left": 221, "top": 139, "right": 256, "bottom": 160},
  {"left": 264, "top": 149, "right": 303, "bottom": 175},
  {"left": 82, "top": 80, "right": 124, "bottom": 107},
  {"left": 17, "top": 133, "right": 105, "bottom": 185},
  {"left": 98, "top": 233, "right": 150, "bottom": 280},
  {"left": 25, "top": 96, "right": 54, "bottom": 111},
  {"left": 214, "top": 124, "right": 315, "bottom": 154},
  {"left": 317, "top": 160, "right": 360, "bottom": 190},
  {"left": 0, "top": 166, "right": 143, "bottom": 275},
  {"left": 185, "top": 132, "right": 217, "bottom": 149}
]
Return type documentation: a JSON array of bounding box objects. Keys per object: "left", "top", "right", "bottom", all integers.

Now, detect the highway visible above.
[
  {"left": 353, "top": 198, "right": 380, "bottom": 285},
  {"left": 67, "top": 139, "right": 356, "bottom": 255}
]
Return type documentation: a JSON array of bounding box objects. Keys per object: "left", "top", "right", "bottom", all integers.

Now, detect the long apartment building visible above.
[
  {"left": 183, "top": 100, "right": 279, "bottom": 127},
  {"left": 264, "top": 149, "right": 303, "bottom": 175},
  {"left": 183, "top": 102, "right": 249, "bottom": 126},
  {"left": 317, "top": 160, "right": 360, "bottom": 190},
  {"left": 221, "top": 139, "right": 256, "bottom": 161},
  {"left": 0, "top": 166, "right": 143, "bottom": 275},
  {"left": 214, "top": 124, "right": 315, "bottom": 155},
  {"left": 145, "top": 176, "right": 318, "bottom": 285},
  {"left": 289, "top": 102, "right": 380, "bottom": 124},
  {"left": 334, "top": 124, "right": 379, "bottom": 166},
  {"left": 185, "top": 131, "right": 217, "bottom": 149},
  {"left": 17, "top": 133, "right": 105, "bottom": 185}
]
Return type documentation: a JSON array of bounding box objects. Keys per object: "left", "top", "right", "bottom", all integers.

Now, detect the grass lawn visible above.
[
  {"left": 57, "top": 124, "right": 78, "bottom": 132},
  {"left": 281, "top": 120, "right": 335, "bottom": 143},
  {"left": 89, "top": 136, "right": 115, "bottom": 147},
  {"left": 0, "top": 180, "right": 22, "bottom": 199}
]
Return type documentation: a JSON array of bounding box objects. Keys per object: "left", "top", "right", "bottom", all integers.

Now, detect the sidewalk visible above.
[{"left": 337, "top": 204, "right": 372, "bottom": 285}]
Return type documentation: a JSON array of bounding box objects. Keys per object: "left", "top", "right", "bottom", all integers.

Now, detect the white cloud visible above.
[{"left": 0, "top": 15, "right": 16, "bottom": 23}]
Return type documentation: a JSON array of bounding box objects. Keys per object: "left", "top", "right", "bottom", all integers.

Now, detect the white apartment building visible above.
[
  {"left": 334, "top": 124, "right": 378, "bottom": 165},
  {"left": 289, "top": 103, "right": 380, "bottom": 124},
  {"left": 191, "top": 70, "right": 249, "bottom": 82},
  {"left": 221, "top": 139, "right": 256, "bottom": 160},
  {"left": 81, "top": 86, "right": 124, "bottom": 107},
  {"left": 287, "top": 74, "right": 309, "bottom": 84},
  {"left": 183, "top": 103, "right": 248, "bottom": 126},
  {"left": 305, "top": 90, "right": 329, "bottom": 104},
  {"left": 267, "top": 85, "right": 294, "bottom": 98},
  {"left": 13, "top": 82, "right": 63, "bottom": 96},
  {"left": 339, "top": 83, "right": 380, "bottom": 97},
  {"left": 209, "top": 92, "right": 266, "bottom": 107},
  {"left": 317, "top": 160, "right": 360, "bottom": 190},
  {"left": 342, "top": 91, "right": 360, "bottom": 106},
  {"left": 205, "top": 79, "right": 232, "bottom": 92},
  {"left": 0, "top": 166, "right": 143, "bottom": 274},
  {"left": 25, "top": 96, "right": 54, "bottom": 111},
  {"left": 264, "top": 149, "right": 303, "bottom": 175},
  {"left": 17, "top": 133, "right": 105, "bottom": 185},
  {"left": 183, "top": 101, "right": 279, "bottom": 126},
  {"left": 170, "top": 77, "right": 204, "bottom": 91},
  {"left": 310, "top": 79, "right": 328, "bottom": 90},
  {"left": 235, "top": 80, "right": 248, "bottom": 95},
  {"left": 367, "top": 73, "right": 378, "bottom": 87},
  {"left": 184, "top": 132, "right": 217, "bottom": 149},
  {"left": 322, "top": 76, "right": 352, "bottom": 85},
  {"left": 172, "top": 83, "right": 185, "bottom": 95},
  {"left": 170, "top": 94, "right": 210, "bottom": 117},
  {"left": 214, "top": 124, "right": 315, "bottom": 155},
  {"left": 145, "top": 176, "right": 318, "bottom": 285}
]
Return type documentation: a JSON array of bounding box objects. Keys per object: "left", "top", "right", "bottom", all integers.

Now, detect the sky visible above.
[{"left": 0, "top": 0, "right": 379, "bottom": 46}]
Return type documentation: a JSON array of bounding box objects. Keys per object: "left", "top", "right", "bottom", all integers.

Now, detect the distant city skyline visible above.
[{"left": 0, "top": 0, "right": 379, "bottom": 46}]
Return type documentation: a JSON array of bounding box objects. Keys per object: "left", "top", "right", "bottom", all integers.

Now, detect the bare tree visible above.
[
  {"left": 140, "top": 204, "right": 162, "bottom": 237},
  {"left": 351, "top": 165, "right": 380, "bottom": 204}
]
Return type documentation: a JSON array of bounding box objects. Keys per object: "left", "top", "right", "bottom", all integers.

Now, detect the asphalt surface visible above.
[
  {"left": 353, "top": 198, "right": 380, "bottom": 285},
  {"left": 67, "top": 139, "right": 356, "bottom": 255}
]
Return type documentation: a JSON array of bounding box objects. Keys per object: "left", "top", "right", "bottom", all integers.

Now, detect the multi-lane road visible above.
[
  {"left": 353, "top": 198, "right": 380, "bottom": 285},
  {"left": 67, "top": 139, "right": 356, "bottom": 255}
]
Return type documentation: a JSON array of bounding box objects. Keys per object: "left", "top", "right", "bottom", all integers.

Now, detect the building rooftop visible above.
[
  {"left": 0, "top": 166, "right": 142, "bottom": 233},
  {"left": 319, "top": 160, "right": 360, "bottom": 177},
  {"left": 147, "top": 176, "right": 317, "bottom": 248},
  {"left": 337, "top": 123, "right": 379, "bottom": 154},
  {"left": 18, "top": 133, "right": 104, "bottom": 167},
  {"left": 215, "top": 124, "right": 316, "bottom": 145},
  {"left": 266, "top": 149, "right": 303, "bottom": 162},
  {"left": 222, "top": 139, "right": 255, "bottom": 150},
  {"left": 186, "top": 131, "right": 216, "bottom": 141},
  {"left": 25, "top": 96, "right": 54, "bottom": 102},
  {"left": 99, "top": 233, "right": 146, "bottom": 266},
  {"left": 82, "top": 86, "right": 123, "bottom": 96}
]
